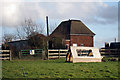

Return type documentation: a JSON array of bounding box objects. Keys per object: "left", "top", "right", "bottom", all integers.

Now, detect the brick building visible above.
[{"left": 50, "top": 20, "right": 95, "bottom": 48}]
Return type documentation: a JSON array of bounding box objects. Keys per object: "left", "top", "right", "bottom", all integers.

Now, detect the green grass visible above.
[{"left": 2, "top": 58, "right": 119, "bottom": 78}]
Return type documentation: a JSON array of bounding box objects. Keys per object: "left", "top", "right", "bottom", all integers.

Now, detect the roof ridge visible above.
[
  {"left": 70, "top": 20, "right": 81, "bottom": 22},
  {"left": 61, "top": 19, "right": 81, "bottom": 23}
]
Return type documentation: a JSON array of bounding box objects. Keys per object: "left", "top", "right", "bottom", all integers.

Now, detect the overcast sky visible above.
[{"left": 0, "top": 0, "right": 119, "bottom": 48}]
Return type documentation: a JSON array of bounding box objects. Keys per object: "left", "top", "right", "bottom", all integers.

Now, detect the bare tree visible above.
[
  {"left": 49, "top": 20, "right": 58, "bottom": 34},
  {"left": 16, "top": 27, "right": 25, "bottom": 40},
  {"left": 3, "top": 33, "right": 16, "bottom": 43},
  {"left": 15, "top": 18, "right": 46, "bottom": 49},
  {"left": 16, "top": 18, "right": 45, "bottom": 40}
]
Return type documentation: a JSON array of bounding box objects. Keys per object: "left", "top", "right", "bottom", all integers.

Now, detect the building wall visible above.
[{"left": 70, "top": 35, "right": 94, "bottom": 47}]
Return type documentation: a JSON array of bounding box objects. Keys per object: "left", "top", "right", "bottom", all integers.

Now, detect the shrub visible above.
[{"left": 102, "top": 57, "right": 118, "bottom": 62}]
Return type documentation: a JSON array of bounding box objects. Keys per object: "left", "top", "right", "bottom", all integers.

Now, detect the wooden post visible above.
[
  {"left": 109, "top": 49, "right": 111, "bottom": 57},
  {"left": 47, "top": 41, "right": 49, "bottom": 60},
  {"left": 58, "top": 49, "right": 60, "bottom": 59},
  {"left": 42, "top": 50, "right": 43, "bottom": 59},
  {"left": 47, "top": 43, "right": 48, "bottom": 60},
  {"left": 19, "top": 52, "right": 21, "bottom": 59},
  {"left": 9, "top": 50, "right": 12, "bottom": 61},
  {"left": 46, "top": 16, "right": 49, "bottom": 36},
  {"left": 42, "top": 50, "right": 45, "bottom": 60},
  {"left": 46, "top": 16, "right": 49, "bottom": 60}
]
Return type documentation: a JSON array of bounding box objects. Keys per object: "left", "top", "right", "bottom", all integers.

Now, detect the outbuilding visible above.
[{"left": 50, "top": 20, "right": 95, "bottom": 48}]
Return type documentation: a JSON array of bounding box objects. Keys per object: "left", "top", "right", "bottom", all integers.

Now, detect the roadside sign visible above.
[{"left": 30, "top": 50, "right": 35, "bottom": 55}]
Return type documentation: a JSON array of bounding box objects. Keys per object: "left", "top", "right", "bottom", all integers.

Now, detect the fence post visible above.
[
  {"left": 109, "top": 49, "right": 111, "bottom": 57},
  {"left": 19, "top": 52, "right": 21, "bottom": 59},
  {"left": 47, "top": 41, "right": 49, "bottom": 60},
  {"left": 58, "top": 49, "right": 60, "bottom": 59},
  {"left": 10, "top": 50, "right": 12, "bottom": 61},
  {"left": 42, "top": 50, "right": 45, "bottom": 60},
  {"left": 47, "top": 50, "right": 49, "bottom": 60}
]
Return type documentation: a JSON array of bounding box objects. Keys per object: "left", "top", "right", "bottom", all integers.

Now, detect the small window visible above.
[
  {"left": 80, "top": 44, "right": 84, "bottom": 46},
  {"left": 73, "top": 44, "right": 77, "bottom": 47}
]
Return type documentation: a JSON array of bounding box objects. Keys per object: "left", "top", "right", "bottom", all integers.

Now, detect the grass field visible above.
[{"left": 2, "top": 58, "right": 119, "bottom": 78}]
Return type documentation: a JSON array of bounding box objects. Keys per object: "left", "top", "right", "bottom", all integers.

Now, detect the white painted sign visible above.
[
  {"left": 70, "top": 46, "right": 103, "bottom": 63},
  {"left": 30, "top": 50, "right": 35, "bottom": 55}
]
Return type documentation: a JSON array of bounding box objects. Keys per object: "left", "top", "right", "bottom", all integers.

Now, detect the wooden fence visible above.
[
  {"left": 0, "top": 50, "right": 12, "bottom": 60},
  {"left": 100, "top": 49, "right": 119, "bottom": 57},
  {"left": 48, "top": 49, "right": 68, "bottom": 59}
]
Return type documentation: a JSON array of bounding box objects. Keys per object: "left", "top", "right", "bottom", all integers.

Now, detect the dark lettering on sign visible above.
[{"left": 76, "top": 49, "right": 93, "bottom": 57}]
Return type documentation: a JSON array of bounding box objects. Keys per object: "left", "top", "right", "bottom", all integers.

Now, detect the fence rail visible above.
[
  {"left": 100, "top": 49, "right": 119, "bottom": 57},
  {"left": 0, "top": 50, "right": 12, "bottom": 60},
  {"left": 48, "top": 49, "right": 68, "bottom": 59}
]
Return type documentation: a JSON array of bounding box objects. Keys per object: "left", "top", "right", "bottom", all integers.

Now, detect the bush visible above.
[{"left": 102, "top": 57, "right": 118, "bottom": 62}]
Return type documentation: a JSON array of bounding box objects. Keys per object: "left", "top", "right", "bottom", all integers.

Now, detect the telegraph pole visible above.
[
  {"left": 46, "top": 16, "right": 49, "bottom": 36},
  {"left": 46, "top": 16, "right": 49, "bottom": 59}
]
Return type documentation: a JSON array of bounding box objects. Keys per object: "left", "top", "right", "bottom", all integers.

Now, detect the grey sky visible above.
[{"left": 1, "top": 0, "right": 119, "bottom": 48}]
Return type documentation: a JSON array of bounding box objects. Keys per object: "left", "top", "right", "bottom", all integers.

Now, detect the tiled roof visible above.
[{"left": 50, "top": 20, "right": 95, "bottom": 39}]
